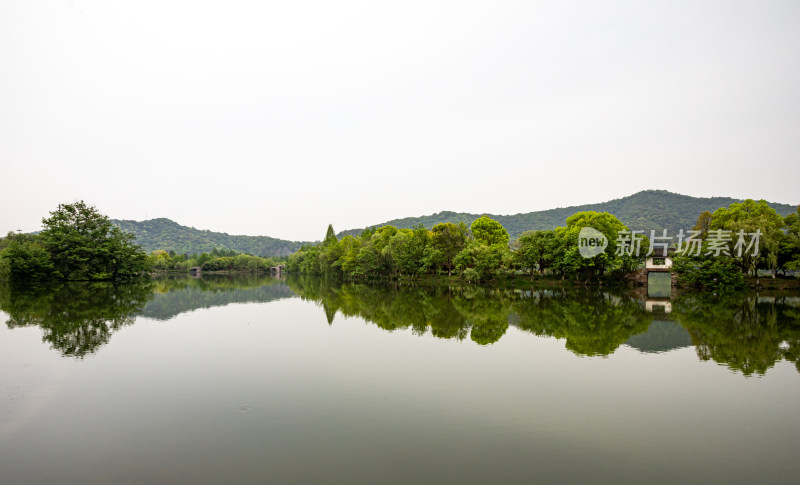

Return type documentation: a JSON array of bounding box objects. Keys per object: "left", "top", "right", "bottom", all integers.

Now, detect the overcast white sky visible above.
[{"left": 1, "top": 0, "right": 798, "bottom": 241}]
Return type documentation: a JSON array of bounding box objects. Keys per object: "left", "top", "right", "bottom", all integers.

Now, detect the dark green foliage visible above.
[
  {"left": 709, "top": 199, "right": 786, "bottom": 275},
  {"left": 112, "top": 218, "right": 309, "bottom": 257},
  {"left": 1, "top": 201, "right": 149, "bottom": 281},
  {"left": 39, "top": 201, "right": 150, "bottom": 280},
  {"left": 0, "top": 233, "right": 57, "bottom": 281},
  {"left": 515, "top": 230, "right": 560, "bottom": 278},
  {"left": 337, "top": 190, "right": 796, "bottom": 241},
  {"left": 780, "top": 206, "right": 800, "bottom": 272},
  {"left": 150, "top": 247, "right": 281, "bottom": 272},
  {"left": 430, "top": 222, "right": 468, "bottom": 276},
  {"left": 673, "top": 253, "right": 745, "bottom": 291},
  {"left": 290, "top": 217, "right": 515, "bottom": 282},
  {"left": 454, "top": 241, "right": 508, "bottom": 281},
  {"left": 680, "top": 199, "right": 799, "bottom": 280}
]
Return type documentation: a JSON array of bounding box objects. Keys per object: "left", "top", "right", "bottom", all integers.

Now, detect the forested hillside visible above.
[
  {"left": 105, "top": 191, "right": 797, "bottom": 257},
  {"left": 111, "top": 218, "right": 307, "bottom": 257},
  {"left": 338, "top": 190, "right": 797, "bottom": 239}
]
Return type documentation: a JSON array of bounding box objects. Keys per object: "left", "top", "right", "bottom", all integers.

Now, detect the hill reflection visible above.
[
  {"left": 0, "top": 275, "right": 293, "bottom": 358},
  {"left": 2, "top": 275, "right": 799, "bottom": 376},
  {"left": 143, "top": 274, "right": 295, "bottom": 320}
]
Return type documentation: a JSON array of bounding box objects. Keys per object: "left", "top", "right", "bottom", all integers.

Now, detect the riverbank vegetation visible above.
[
  {"left": 0, "top": 202, "right": 286, "bottom": 282},
  {"left": 673, "top": 200, "right": 800, "bottom": 290},
  {"left": 289, "top": 200, "right": 800, "bottom": 291},
  {"left": 147, "top": 247, "right": 284, "bottom": 273},
  {"left": 0, "top": 201, "right": 149, "bottom": 281},
  {"left": 3, "top": 199, "right": 799, "bottom": 291},
  {"left": 288, "top": 212, "right": 644, "bottom": 284}
]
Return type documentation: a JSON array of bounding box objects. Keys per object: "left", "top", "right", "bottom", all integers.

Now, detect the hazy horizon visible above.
[{"left": 3, "top": 1, "right": 799, "bottom": 241}]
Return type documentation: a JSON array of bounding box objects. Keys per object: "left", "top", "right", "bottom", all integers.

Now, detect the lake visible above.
[{"left": 1, "top": 275, "right": 799, "bottom": 484}]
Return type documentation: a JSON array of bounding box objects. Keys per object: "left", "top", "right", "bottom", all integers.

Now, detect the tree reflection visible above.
[
  {"left": 673, "top": 293, "right": 800, "bottom": 376},
  {"left": 511, "top": 289, "right": 653, "bottom": 356},
  {"left": 288, "top": 276, "right": 653, "bottom": 354},
  {"left": 289, "top": 277, "right": 799, "bottom": 371},
  {"left": 6, "top": 273, "right": 798, "bottom": 375},
  {"left": 0, "top": 281, "right": 154, "bottom": 358},
  {"left": 0, "top": 275, "right": 294, "bottom": 358},
  {"left": 451, "top": 291, "right": 510, "bottom": 345}
]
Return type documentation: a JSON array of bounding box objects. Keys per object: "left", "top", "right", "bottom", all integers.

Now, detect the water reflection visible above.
[
  {"left": 289, "top": 276, "right": 656, "bottom": 354},
  {"left": 0, "top": 281, "right": 153, "bottom": 358},
  {"left": 144, "top": 274, "right": 294, "bottom": 320},
  {"left": 1, "top": 274, "right": 799, "bottom": 376},
  {"left": 510, "top": 289, "right": 652, "bottom": 356},
  {"left": 0, "top": 274, "right": 293, "bottom": 358},
  {"left": 288, "top": 276, "right": 800, "bottom": 375},
  {"left": 674, "top": 293, "right": 800, "bottom": 376},
  {"left": 624, "top": 320, "right": 692, "bottom": 353}
]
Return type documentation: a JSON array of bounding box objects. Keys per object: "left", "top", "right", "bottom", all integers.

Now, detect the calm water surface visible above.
[{"left": 1, "top": 275, "right": 799, "bottom": 484}]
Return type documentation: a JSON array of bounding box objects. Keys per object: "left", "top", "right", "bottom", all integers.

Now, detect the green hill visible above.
[
  {"left": 111, "top": 218, "right": 308, "bottom": 257},
  {"left": 108, "top": 190, "right": 797, "bottom": 256},
  {"left": 338, "top": 190, "right": 797, "bottom": 240}
]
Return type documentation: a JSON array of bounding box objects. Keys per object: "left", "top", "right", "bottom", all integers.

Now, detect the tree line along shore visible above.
[
  {"left": 1, "top": 199, "right": 799, "bottom": 292},
  {"left": 289, "top": 199, "right": 800, "bottom": 291}
]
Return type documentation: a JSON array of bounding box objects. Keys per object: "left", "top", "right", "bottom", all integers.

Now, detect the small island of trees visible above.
[
  {"left": 0, "top": 201, "right": 286, "bottom": 282},
  {"left": 0, "top": 201, "right": 150, "bottom": 281}
]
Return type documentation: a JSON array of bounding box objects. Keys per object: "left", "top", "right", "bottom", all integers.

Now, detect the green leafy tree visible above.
[
  {"left": 557, "top": 211, "right": 628, "bottom": 282},
  {"left": 453, "top": 240, "right": 509, "bottom": 281},
  {"left": 515, "top": 230, "right": 559, "bottom": 279},
  {"left": 470, "top": 216, "right": 509, "bottom": 248},
  {"left": 431, "top": 222, "right": 469, "bottom": 276},
  {"left": 39, "top": 201, "right": 149, "bottom": 280},
  {"left": 693, "top": 211, "right": 713, "bottom": 238},
  {"left": 337, "top": 236, "right": 361, "bottom": 276},
  {"left": 0, "top": 232, "right": 57, "bottom": 281},
  {"left": 386, "top": 228, "right": 428, "bottom": 277},
  {"left": 323, "top": 224, "right": 338, "bottom": 247},
  {"left": 779, "top": 206, "right": 800, "bottom": 272},
  {"left": 672, "top": 250, "right": 745, "bottom": 291},
  {"left": 420, "top": 246, "right": 444, "bottom": 274},
  {"left": 709, "top": 199, "right": 785, "bottom": 276},
  {"left": 319, "top": 225, "right": 343, "bottom": 276}
]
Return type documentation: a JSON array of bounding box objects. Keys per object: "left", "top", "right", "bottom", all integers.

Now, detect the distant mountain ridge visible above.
[
  {"left": 111, "top": 218, "right": 308, "bottom": 257},
  {"left": 338, "top": 190, "right": 797, "bottom": 240},
  {"left": 112, "top": 190, "right": 797, "bottom": 256}
]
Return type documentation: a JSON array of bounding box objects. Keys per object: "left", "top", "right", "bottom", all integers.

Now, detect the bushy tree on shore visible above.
[{"left": 0, "top": 201, "right": 149, "bottom": 281}]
